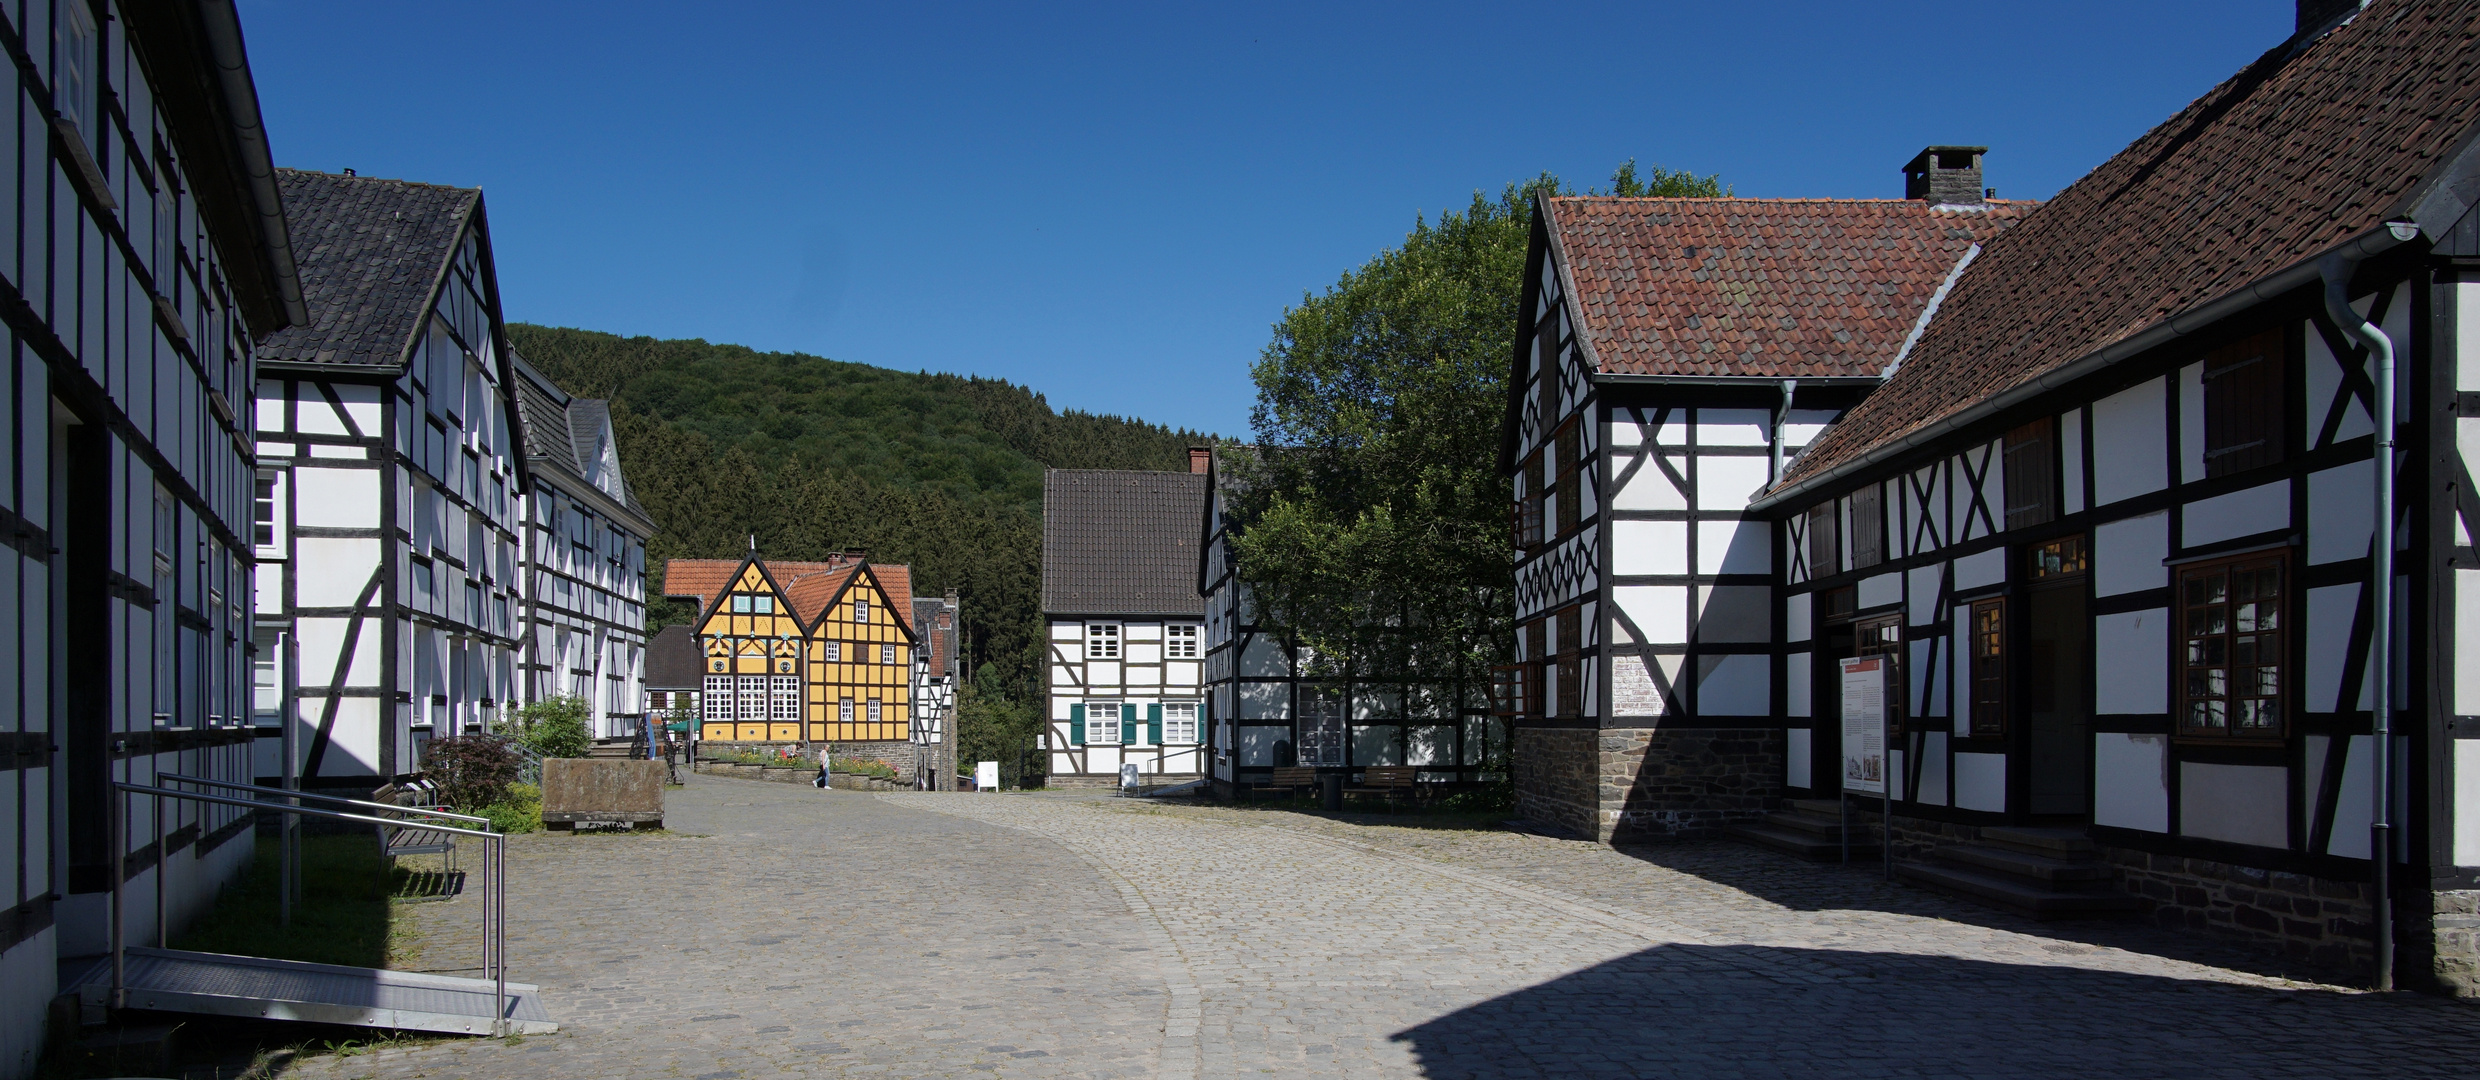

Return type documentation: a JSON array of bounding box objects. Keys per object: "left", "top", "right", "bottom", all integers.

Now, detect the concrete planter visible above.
[{"left": 542, "top": 758, "right": 666, "bottom": 830}]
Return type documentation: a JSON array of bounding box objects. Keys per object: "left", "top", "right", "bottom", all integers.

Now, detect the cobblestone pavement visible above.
[{"left": 285, "top": 781, "right": 2480, "bottom": 1079}]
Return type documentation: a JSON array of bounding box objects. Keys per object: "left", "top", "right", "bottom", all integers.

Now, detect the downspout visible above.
[
  {"left": 1771, "top": 380, "right": 1796, "bottom": 480},
  {"left": 2319, "top": 219, "right": 2418, "bottom": 992}
]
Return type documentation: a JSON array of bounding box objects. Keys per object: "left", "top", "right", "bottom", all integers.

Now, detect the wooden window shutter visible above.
[
  {"left": 1070, "top": 703, "right": 1086, "bottom": 745},
  {"left": 2202, "top": 329, "right": 2286, "bottom": 479},
  {"left": 1147, "top": 703, "right": 1162, "bottom": 746},
  {"left": 2002, "top": 418, "right": 2056, "bottom": 530},
  {"left": 1850, "top": 485, "right": 1884, "bottom": 569},
  {"left": 1121, "top": 704, "right": 1137, "bottom": 745},
  {"left": 1536, "top": 315, "right": 1561, "bottom": 423},
  {"left": 1805, "top": 503, "right": 1839, "bottom": 580}
]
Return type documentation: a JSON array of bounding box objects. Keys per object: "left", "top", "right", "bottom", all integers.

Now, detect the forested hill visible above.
[{"left": 506, "top": 324, "right": 1212, "bottom": 698}]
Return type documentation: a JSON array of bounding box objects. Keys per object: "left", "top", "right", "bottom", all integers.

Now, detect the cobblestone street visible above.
[{"left": 286, "top": 776, "right": 2480, "bottom": 1079}]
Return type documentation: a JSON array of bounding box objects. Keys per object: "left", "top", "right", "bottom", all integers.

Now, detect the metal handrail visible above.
[
  {"left": 109, "top": 780, "right": 511, "bottom": 1036},
  {"left": 160, "top": 774, "right": 490, "bottom": 825}
]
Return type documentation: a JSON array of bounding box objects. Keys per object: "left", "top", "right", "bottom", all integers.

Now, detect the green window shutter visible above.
[
  {"left": 1121, "top": 704, "right": 1137, "bottom": 745},
  {"left": 1147, "top": 703, "right": 1162, "bottom": 746},
  {"left": 1070, "top": 704, "right": 1086, "bottom": 746}
]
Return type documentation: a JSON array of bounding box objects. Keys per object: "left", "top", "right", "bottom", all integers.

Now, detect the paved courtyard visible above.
[{"left": 284, "top": 775, "right": 2480, "bottom": 1079}]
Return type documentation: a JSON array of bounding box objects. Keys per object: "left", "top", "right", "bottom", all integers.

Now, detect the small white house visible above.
[{"left": 1042, "top": 468, "right": 1209, "bottom": 785}]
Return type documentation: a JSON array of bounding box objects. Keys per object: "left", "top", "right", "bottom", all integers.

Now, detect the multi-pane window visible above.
[
  {"left": 738, "top": 675, "right": 769, "bottom": 719},
  {"left": 2202, "top": 329, "right": 2286, "bottom": 478},
  {"left": 1536, "top": 313, "right": 1561, "bottom": 424},
  {"left": 55, "top": 1, "right": 96, "bottom": 138},
  {"left": 1086, "top": 622, "right": 1121, "bottom": 660},
  {"left": 1555, "top": 422, "right": 1581, "bottom": 535},
  {"left": 839, "top": 698, "right": 855, "bottom": 723},
  {"left": 1805, "top": 503, "right": 1840, "bottom": 579},
  {"left": 824, "top": 641, "right": 842, "bottom": 662},
  {"left": 881, "top": 643, "right": 896, "bottom": 665},
  {"left": 1166, "top": 625, "right": 1200, "bottom": 659},
  {"left": 867, "top": 698, "right": 883, "bottom": 723},
  {"left": 1968, "top": 598, "right": 2006, "bottom": 736},
  {"left": 771, "top": 676, "right": 800, "bottom": 720},
  {"left": 752, "top": 595, "right": 774, "bottom": 613},
  {"left": 254, "top": 472, "right": 280, "bottom": 548},
  {"left": 854, "top": 597, "right": 871, "bottom": 623},
  {"left": 2180, "top": 554, "right": 2286, "bottom": 737},
  {"left": 1085, "top": 700, "right": 1123, "bottom": 744},
  {"left": 1556, "top": 658, "right": 1581, "bottom": 717},
  {"left": 2003, "top": 418, "right": 2057, "bottom": 530},
  {"left": 1162, "top": 702, "right": 1200, "bottom": 744},
  {"left": 731, "top": 595, "right": 751, "bottom": 613},
  {"left": 2031, "top": 536, "right": 2087, "bottom": 580},
  {"left": 704, "top": 675, "right": 734, "bottom": 721}
]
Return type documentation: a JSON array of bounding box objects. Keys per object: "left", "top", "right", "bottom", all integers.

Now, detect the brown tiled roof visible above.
[
  {"left": 659, "top": 559, "right": 743, "bottom": 618},
  {"left": 1783, "top": 0, "right": 2480, "bottom": 486},
  {"left": 1544, "top": 197, "right": 2033, "bottom": 378},
  {"left": 261, "top": 169, "right": 477, "bottom": 370},
  {"left": 659, "top": 557, "right": 915, "bottom": 634},
  {"left": 1043, "top": 470, "right": 1208, "bottom": 617}
]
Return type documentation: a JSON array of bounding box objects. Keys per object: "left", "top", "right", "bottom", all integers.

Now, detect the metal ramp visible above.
[{"left": 64, "top": 948, "right": 557, "bottom": 1035}]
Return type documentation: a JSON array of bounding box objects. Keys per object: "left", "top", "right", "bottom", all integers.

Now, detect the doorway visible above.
[{"left": 2025, "top": 537, "right": 2090, "bottom": 816}]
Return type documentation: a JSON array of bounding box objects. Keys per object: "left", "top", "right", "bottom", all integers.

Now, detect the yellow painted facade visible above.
[
  {"left": 808, "top": 569, "right": 911, "bottom": 742},
  {"left": 695, "top": 563, "right": 807, "bottom": 742},
  {"left": 687, "top": 557, "right": 915, "bottom": 743}
]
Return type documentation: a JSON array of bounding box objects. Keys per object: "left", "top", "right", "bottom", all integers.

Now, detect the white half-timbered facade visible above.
[
  {"left": 1503, "top": 157, "right": 2031, "bottom": 842},
  {"left": 253, "top": 170, "right": 527, "bottom": 790},
  {"left": 1743, "top": 3, "right": 2480, "bottom": 992},
  {"left": 910, "top": 591, "right": 958, "bottom": 788},
  {"left": 1042, "top": 469, "right": 1208, "bottom": 785},
  {"left": 1196, "top": 448, "right": 1498, "bottom": 797},
  {"left": 512, "top": 358, "right": 652, "bottom": 740},
  {"left": 0, "top": 1, "right": 306, "bottom": 1069}
]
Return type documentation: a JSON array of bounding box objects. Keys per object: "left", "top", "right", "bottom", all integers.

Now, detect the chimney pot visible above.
[
  {"left": 1903, "top": 146, "right": 1988, "bottom": 206},
  {"left": 1188, "top": 446, "right": 1212, "bottom": 474}
]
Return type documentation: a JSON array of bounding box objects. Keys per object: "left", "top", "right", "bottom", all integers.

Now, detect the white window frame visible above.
[
  {"left": 254, "top": 469, "right": 287, "bottom": 559},
  {"left": 855, "top": 597, "right": 870, "bottom": 623},
  {"left": 1162, "top": 702, "right": 1199, "bottom": 745},
  {"left": 1086, "top": 622, "right": 1121, "bottom": 660},
  {"left": 770, "top": 675, "right": 800, "bottom": 720},
  {"left": 738, "top": 675, "right": 769, "bottom": 719},
  {"left": 824, "top": 640, "right": 841, "bottom": 662},
  {"left": 1085, "top": 699, "right": 1123, "bottom": 744},
  {"left": 1166, "top": 624, "right": 1200, "bottom": 659},
  {"left": 881, "top": 642, "right": 895, "bottom": 665},
  {"left": 867, "top": 698, "right": 882, "bottom": 723},
  {"left": 839, "top": 698, "right": 854, "bottom": 723},
  {"left": 703, "top": 675, "right": 734, "bottom": 721}
]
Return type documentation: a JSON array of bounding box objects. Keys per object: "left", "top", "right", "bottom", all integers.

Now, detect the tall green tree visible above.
[{"left": 1232, "top": 162, "right": 1721, "bottom": 689}]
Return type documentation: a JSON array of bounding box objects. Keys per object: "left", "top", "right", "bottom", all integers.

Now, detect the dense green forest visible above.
[{"left": 506, "top": 325, "right": 1210, "bottom": 719}]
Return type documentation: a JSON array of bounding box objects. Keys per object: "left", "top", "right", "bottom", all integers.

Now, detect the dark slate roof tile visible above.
[
  {"left": 260, "top": 169, "right": 475, "bottom": 369},
  {"left": 1043, "top": 470, "right": 1207, "bottom": 617}
]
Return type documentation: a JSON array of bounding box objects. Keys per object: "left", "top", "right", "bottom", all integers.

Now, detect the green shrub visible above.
[
  {"left": 478, "top": 782, "right": 542, "bottom": 834},
  {"left": 514, "top": 696, "right": 592, "bottom": 759},
  {"left": 423, "top": 734, "right": 521, "bottom": 811},
  {"left": 828, "top": 757, "right": 898, "bottom": 780}
]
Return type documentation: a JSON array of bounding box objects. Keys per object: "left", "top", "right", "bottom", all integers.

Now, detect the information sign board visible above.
[{"left": 1840, "top": 656, "right": 1887, "bottom": 794}]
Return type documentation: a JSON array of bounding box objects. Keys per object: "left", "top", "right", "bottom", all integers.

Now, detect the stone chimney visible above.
[
  {"left": 1188, "top": 446, "right": 1212, "bottom": 474},
  {"left": 1903, "top": 146, "right": 1988, "bottom": 206},
  {"left": 2296, "top": 0, "right": 2362, "bottom": 34}
]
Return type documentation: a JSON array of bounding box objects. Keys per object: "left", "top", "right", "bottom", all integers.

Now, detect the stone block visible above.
[{"left": 543, "top": 758, "right": 668, "bottom": 825}]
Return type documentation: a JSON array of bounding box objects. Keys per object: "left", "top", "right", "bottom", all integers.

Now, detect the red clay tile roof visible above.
[
  {"left": 1783, "top": 0, "right": 2480, "bottom": 487},
  {"left": 1544, "top": 197, "right": 2033, "bottom": 378},
  {"left": 661, "top": 557, "right": 915, "bottom": 634}
]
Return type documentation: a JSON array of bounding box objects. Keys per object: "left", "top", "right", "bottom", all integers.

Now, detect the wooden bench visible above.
[
  {"left": 1345, "top": 765, "right": 1420, "bottom": 807},
  {"left": 371, "top": 781, "right": 457, "bottom": 866},
  {"left": 1249, "top": 766, "right": 1319, "bottom": 803}
]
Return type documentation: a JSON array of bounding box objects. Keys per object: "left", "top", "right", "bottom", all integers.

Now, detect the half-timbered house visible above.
[
  {"left": 0, "top": 1, "right": 306, "bottom": 1068},
  {"left": 1197, "top": 448, "right": 1500, "bottom": 797},
  {"left": 663, "top": 553, "right": 922, "bottom": 773},
  {"left": 253, "top": 169, "right": 527, "bottom": 791},
  {"left": 644, "top": 623, "right": 702, "bottom": 726},
  {"left": 1738, "top": 0, "right": 2480, "bottom": 991},
  {"left": 910, "top": 591, "right": 960, "bottom": 788},
  {"left": 1501, "top": 153, "right": 2031, "bottom": 842},
  {"left": 512, "top": 356, "right": 653, "bottom": 740},
  {"left": 1043, "top": 468, "right": 1207, "bottom": 786}
]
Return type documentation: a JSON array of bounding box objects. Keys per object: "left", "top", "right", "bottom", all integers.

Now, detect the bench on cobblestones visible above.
[
  {"left": 1248, "top": 766, "right": 1319, "bottom": 803},
  {"left": 1345, "top": 766, "right": 1419, "bottom": 807}
]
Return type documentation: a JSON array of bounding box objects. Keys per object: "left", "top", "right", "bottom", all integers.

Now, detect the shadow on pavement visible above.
[{"left": 1391, "top": 942, "right": 2476, "bottom": 1080}]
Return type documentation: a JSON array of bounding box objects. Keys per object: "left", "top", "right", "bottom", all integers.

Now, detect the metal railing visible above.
[
  {"left": 161, "top": 775, "right": 490, "bottom": 919},
  {"left": 109, "top": 780, "right": 515, "bottom": 1036}
]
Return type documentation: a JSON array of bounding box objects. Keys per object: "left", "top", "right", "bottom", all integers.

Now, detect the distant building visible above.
[
  {"left": 645, "top": 623, "right": 704, "bottom": 725},
  {"left": 1042, "top": 468, "right": 1208, "bottom": 786},
  {"left": 911, "top": 591, "right": 961, "bottom": 788},
  {"left": 511, "top": 357, "right": 655, "bottom": 739},
  {"left": 252, "top": 169, "right": 529, "bottom": 788}
]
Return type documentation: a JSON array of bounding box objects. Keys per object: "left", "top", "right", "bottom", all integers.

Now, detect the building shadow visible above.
[
  {"left": 1390, "top": 942, "right": 2477, "bottom": 1080},
  {"left": 1602, "top": 839, "right": 2345, "bottom": 984}
]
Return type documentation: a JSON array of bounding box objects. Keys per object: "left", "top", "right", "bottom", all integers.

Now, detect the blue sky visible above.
[{"left": 238, "top": 1, "right": 2292, "bottom": 438}]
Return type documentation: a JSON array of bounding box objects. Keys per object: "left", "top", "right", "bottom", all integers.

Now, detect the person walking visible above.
[{"left": 813, "top": 743, "right": 830, "bottom": 789}]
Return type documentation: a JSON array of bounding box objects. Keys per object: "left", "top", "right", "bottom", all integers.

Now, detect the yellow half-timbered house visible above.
[{"left": 664, "top": 554, "right": 916, "bottom": 746}]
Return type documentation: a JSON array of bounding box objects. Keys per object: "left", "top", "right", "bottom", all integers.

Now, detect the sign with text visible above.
[
  {"left": 975, "top": 761, "right": 999, "bottom": 791},
  {"left": 1840, "top": 656, "right": 1887, "bottom": 794}
]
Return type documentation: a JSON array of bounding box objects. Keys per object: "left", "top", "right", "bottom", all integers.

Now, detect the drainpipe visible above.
[
  {"left": 2319, "top": 219, "right": 2418, "bottom": 992},
  {"left": 1771, "top": 380, "right": 1797, "bottom": 480}
]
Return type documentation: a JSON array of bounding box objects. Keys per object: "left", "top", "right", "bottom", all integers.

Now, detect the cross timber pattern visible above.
[
  {"left": 319, "top": 780, "right": 2480, "bottom": 1080},
  {"left": 686, "top": 557, "right": 915, "bottom": 743}
]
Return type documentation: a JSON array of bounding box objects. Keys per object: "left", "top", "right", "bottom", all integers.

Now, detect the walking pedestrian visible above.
[{"left": 813, "top": 743, "right": 830, "bottom": 789}]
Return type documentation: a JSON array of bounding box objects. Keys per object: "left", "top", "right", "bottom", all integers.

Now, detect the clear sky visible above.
[{"left": 236, "top": 1, "right": 2293, "bottom": 438}]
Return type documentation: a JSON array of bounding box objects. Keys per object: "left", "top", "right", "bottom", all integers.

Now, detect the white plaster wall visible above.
[
  {"left": 1951, "top": 547, "right": 2004, "bottom": 592},
  {"left": 1697, "top": 409, "right": 1771, "bottom": 445},
  {"left": 1238, "top": 681, "right": 1290, "bottom": 719},
  {"left": 2092, "top": 379, "right": 2168, "bottom": 506},
  {"left": 2454, "top": 739, "right": 2480, "bottom": 867},
  {"left": 316, "top": 695, "right": 384, "bottom": 776},
  {"left": 1916, "top": 732, "right": 1950, "bottom": 806},
  {"left": 1239, "top": 726, "right": 1285, "bottom": 766},
  {"left": 296, "top": 615, "right": 379, "bottom": 688},
  {"left": 1240, "top": 635, "right": 1288, "bottom": 677},
  {"left": 1786, "top": 727, "right": 1811, "bottom": 788},
  {"left": 2093, "top": 609, "right": 2167, "bottom": 714},
  {"left": 1694, "top": 586, "right": 1770, "bottom": 642},
  {"left": 2182, "top": 480, "right": 2288, "bottom": 548},
  {"left": 1613, "top": 520, "right": 1687, "bottom": 576},
  {"left": 1907, "top": 564, "right": 1941, "bottom": 627},
  {"left": 2093, "top": 733, "right": 2169, "bottom": 832},
  {"left": 1787, "top": 652, "right": 1810, "bottom": 717},
  {"left": 2092, "top": 511, "right": 2168, "bottom": 597},
  {"left": 1614, "top": 585, "right": 1686, "bottom": 644},
  {"left": 1784, "top": 598, "right": 1811, "bottom": 643},
  {"left": 2307, "top": 583, "right": 2368, "bottom": 713},
  {"left": 1049, "top": 621, "right": 1080, "bottom": 640},
  {"left": 2308, "top": 464, "right": 2374, "bottom": 564},
  {"left": 1697, "top": 456, "right": 1771, "bottom": 511},
  {"left": 1954, "top": 752, "right": 2005, "bottom": 812},
  {"left": 1697, "top": 519, "right": 1769, "bottom": 574},
  {"left": 1857, "top": 572, "right": 1901, "bottom": 610},
  {"left": 2181, "top": 762, "right": 2287, "bottom": 849},
  {"left": 1613, "top": 456, "right": 1686, "bottom": 510},
  {"left": 1694, "top": 654, "right": 1767, "bottom": 715},
  {"left": 0, "top": 920, "right": 50, "bottom": 1079},
  {"left": 294, "top": 538, "right": 379, "bottom": 606}
]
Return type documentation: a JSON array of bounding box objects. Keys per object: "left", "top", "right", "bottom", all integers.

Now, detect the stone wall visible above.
[
  {"left": 1513, "top": 727, "right": 1598, "bottom": 839},
  {"left": 1602, "top": 727, "right": 1784, "bottom": 842},
  {"left": 697, "top": 740, "right": 937, "bottom": 786},
  {"left": 2108, "top": 849, "right": 2374, "bottom": 974},
  {"left": 2431, "top": 889, "right": 2480, "bottom": 998}
]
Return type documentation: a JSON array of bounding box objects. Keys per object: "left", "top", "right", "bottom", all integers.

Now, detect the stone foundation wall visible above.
[
  {"left": 1602, "top": 727, "right": 1785, "bottom": 842},
  {"left": 2431, "top": 889, "right": 2480, "bottom": 998},
  {"left": 697, "top": 740, "right": 934, "bottom": 784},
  {"left": 1513, "top": 727, "right": 1598, "bottom": 839},
  {"left": 2110, "top": 850, "right": 2375, "bottom": 975}
]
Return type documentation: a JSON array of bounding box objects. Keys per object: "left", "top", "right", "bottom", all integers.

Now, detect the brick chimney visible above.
[
  {"left": 2296, "top": 0, "right": 2361, "bottom": 34},
  {"left": 1188, "top": 446, "right": 1212, "bottom": 474},
  {"left": 1903, "top": 146, "right": 1988, "bottom": 206}
]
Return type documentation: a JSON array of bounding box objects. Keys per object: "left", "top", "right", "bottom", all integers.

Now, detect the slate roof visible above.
[
  {"left": 1044, "top": 470, "right": 1208, "bottom": 617},
  {"left": 660, "top": 557, "right": 915, "bottom": 633},
  {"left": 511, "top": 356, "right": 654, "bottom": 529},
  {"left": 644, "top": 625, "right": 703, "bottom": 689},
  {"left": 260, "top": 169, "right": 477, "bottom": 369},
  {"left": 1542, "top": 196, "right": 2033, "bottom": 378},
  {"left": 912, "top": 596, "right": 960, "bottom": 677},
  {"left": 1783, "top": 0, "right": 2480, "bottom": 486}
]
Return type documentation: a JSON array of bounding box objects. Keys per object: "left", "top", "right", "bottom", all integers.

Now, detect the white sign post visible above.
[
  {"left": 975, "top": 761, "right": 999, "bottom": 792},
  {"left": 1839, "top": 656, "right": 1893, "bottom": 877}
]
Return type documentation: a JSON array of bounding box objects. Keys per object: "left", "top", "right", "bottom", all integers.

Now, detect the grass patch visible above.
[{"left": 171, "top": 833, "right": 419, "bottom": 969}]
